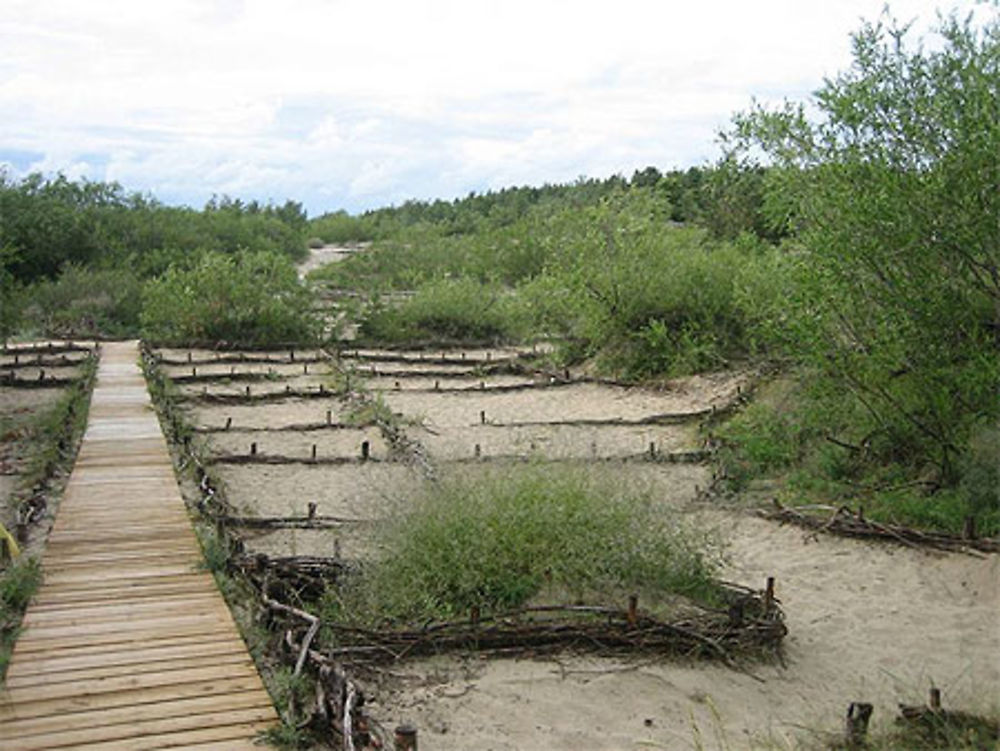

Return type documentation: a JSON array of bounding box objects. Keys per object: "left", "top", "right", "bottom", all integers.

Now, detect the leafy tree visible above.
[
  {"left": 723, "top": 11, "right": 1000, "bottom": 484},
  {"left": 0, "top": 245, "right": 22, "bottom": 344}
]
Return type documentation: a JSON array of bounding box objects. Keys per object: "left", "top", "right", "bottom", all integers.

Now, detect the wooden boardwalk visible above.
[{"left": 0, "top": 341, "right": 278, "bottom": 750}]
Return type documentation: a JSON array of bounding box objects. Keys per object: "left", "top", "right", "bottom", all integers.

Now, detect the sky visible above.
[{"left": 0, "top": 0, "right": 992, "bottom": 216}]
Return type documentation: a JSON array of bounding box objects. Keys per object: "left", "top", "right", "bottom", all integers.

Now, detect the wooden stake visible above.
[
  {"left": 250, "top": 442, "right": 257, "bottom": 456},
  {"left": 963, "top": 515, "right": 976, "bottom": 540},
  {"left": 326, "top": 409, "right": 332, "bottom": 426},
  {"left": 480, "top": 410, "right": 486, "bottom": 425},
  {"left": 930, "top": 687, "right": 941, "bottom": 711},
  {"left": 308, "top": 502, "right": 317, "bottom": 520},
  {"left": 474, "top": 444, "right": 481, "bottom": 458},
  {"left": 648, "top": 441, "right": 656, "bottom": 459},
  {"left": 361, "top": 441, "right": 370, "bottom": 461},
  {"left": 394, "top": 725, "right": 418, "bottom": 751},
  {"left": 311, "top": 444, "right": 317, "bottom": 461},
  {"left": 225, "top": 417, "right": 232, "bottom": 430},
  {"left": 304, "top": 364, "right": 308, "bottom": 375},
  {"left": 627, "top": 594, "right": 638, "bottom": 628},
  {"left": 764, "top": 577, "right": 775, "bottom": 611},
  {"left": 844, "top": 702, "right": 873, "bottom": 747},
  {"left": 434, "top": 380, "right": 439, "bottom": 391},
  {"left": 187, "top": 351, "right": 192, "bottom": 363},
  {"left": 192, "top": 366, "right": 196, "bottom": 377},
  {"left": 246, "top": 385, "right": 251, "bottom": 397}
]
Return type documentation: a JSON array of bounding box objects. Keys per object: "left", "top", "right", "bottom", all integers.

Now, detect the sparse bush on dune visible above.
[
  {"left": 140, "top": 250, "right": 320, "bottom": 347},
  {"left": 322, "top": 466, "right": 724, "bottom": 625}
]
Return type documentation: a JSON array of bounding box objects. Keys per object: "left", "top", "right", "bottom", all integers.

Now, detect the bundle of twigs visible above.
[
  {"left": 763, "top": 499, "right": 999, "bottom": 554},
  {"left": 156, "top": 351, "right": 331, "bottom": 366},
  {"left": 2, "top": 342, "right": 92, "bottom": 356},
  {"left": 302, "top": 582, "right": 785, "bottom": 667},
  {"left": 177, "top": 387, "right": 337, "bottom": 404}
]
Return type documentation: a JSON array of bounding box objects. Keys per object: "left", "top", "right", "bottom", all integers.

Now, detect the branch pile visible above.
[{"left": 762, "top": 499, "right": 999, "bottom": 554}]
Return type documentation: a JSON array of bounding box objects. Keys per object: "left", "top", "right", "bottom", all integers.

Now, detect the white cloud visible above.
[{"left": 0, "top": 0, "right": 989, "bottom": 213}]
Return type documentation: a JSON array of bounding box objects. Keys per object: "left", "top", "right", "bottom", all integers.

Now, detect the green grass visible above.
[
  {"left": 322, "top": 465, "right": 725, "bottom": 625},
  {"left": 0, "top": 557, "right": 42, "bottom": 679}
]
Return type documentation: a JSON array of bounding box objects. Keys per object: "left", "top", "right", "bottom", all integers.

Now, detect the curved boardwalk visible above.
[{"left": 0, "top": 342, "right": 278, "bottom": 750}]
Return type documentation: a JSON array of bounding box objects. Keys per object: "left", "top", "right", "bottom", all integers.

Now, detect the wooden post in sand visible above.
[
  {"left": 844, "top": 702, "right": 873, "bottom": 747},
  {"left": 764, "top": 577, "right": 775, "bottom": 611},
  {"left": 929, "top": 687, "right": 942, "bottom": 711},
  {"left": 308, "top": 502, "right": 317, "bottom": 520},
  {"left": 963, "top": 516, "right": 976, "bottom": 540},
  {"left": 394, "top": 725, "right": 418, "bottom": 751},
  {"left": 361, "top": 441, "right": 370, "bottom": 462},
  {"left": 627, "top": 594, "right": 638, "bottom": 628}
]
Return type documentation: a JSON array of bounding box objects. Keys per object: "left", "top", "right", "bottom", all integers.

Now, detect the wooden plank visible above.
[
  {"left": 0, "top": 659, "right": 265, "bottom": 705},
  {"left": 5, "top": 636, "right": 243, "bottom": 680},
  {"left": 0, "top": 691, "right": 274, "bottom": 740},
  {"left": 0, "top": 675, "right": 267, "bottom": 722},
  {"left": 24, "top": 592, "right": 224, "bottom": 623},
  {"left": 12, "top": 617, "right": 242, "bottom": 653},
  {"left": 5, "top": 651, "right": 254, "bottom": 689},
  {"left": 9, "top": 719, "right": 277, "bottom": 751}
]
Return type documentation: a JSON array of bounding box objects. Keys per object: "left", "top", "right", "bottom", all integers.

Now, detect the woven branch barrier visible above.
[
  {"left": 0, "top": 373, "right": 81, "bottom": 388},
  {"left": 762, "top": 499, "right": 999, "bottom": 554},
  {"left": 2, "top": 342, "right": 93, "bottom": 356},
  {"left": 156, "top": 352, "right": 332, "bottom": 366},
  {"left": 0, "top": 354, "right": 92, "bottom": 370}
]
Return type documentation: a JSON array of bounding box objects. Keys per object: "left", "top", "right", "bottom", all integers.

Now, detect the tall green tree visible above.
[{"left": 724, "top": 10, "right": 1000, "bottom": 482}]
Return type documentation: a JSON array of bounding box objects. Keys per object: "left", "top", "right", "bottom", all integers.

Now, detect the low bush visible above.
[
  {"left": 141, "top": 250, "right": 320, "bottom": 347},
  {"left": 358, "top": 277, "right": 529, "bottom": 344},
  {"left": 323, "top": 466, "right": 724, "bottom": 625},
  {"left": 20, "top": 265, "right": 143, "bottom": 338}
]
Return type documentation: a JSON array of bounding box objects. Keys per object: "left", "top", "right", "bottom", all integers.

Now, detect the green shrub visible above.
[
  {"left": 325, "top": 466, "right": 724, "bottom": 624},
  {"left": 359, "top": 277, "right": 528, "bottom": 344},
  {"left": 22, "top": 265, "right": 143, "bottom": 338},
  {"left": 141, "top": 250, "right": 319, "bottom": 347}
]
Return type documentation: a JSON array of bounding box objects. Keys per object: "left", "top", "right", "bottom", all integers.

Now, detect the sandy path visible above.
[{"left": 297, "top": 243, "right": 369, "bottom": 278}]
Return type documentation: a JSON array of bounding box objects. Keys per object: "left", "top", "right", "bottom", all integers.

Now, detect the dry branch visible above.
[{"left": 762, "top": 499, "right": 999, "bottom": 554}]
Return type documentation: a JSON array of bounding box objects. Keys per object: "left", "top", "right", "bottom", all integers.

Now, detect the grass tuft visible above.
[{"left": 323, "top": 465, "right": 724, "bottom": 625}]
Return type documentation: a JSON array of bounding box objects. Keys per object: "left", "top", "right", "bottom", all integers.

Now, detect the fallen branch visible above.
[{"left": 762, "top": 499, "right": 999, "bottom": 554}]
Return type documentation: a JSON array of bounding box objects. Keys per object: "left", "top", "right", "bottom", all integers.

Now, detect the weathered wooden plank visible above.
[
  {"left": 0, "top": 691, "right": 274, "bottom": 739},
  {"left": 4, "top": 636, "right": 242, "bottom": 680},
  {"left": 1, "top": 661, "right": 263, "bottom": 706},
  {"left": 0, "top": 675, "right": 267, "bottom": 721},
  {"left": 4, "top": 651, "right": 253, "bottom": 689}
]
